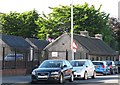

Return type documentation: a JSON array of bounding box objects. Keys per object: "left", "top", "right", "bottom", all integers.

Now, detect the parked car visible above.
[
  {"left": 92, "top": 61, "right": 110, "bottom": 75},
  {"left": 115, "top": 61, "right": 120, "bottom": 73},
  {"left": 106, "top": 60, "right": 118, "bottom": 74},
  {"left": 4, "top": 54, "right": 23, "bottom": 61},
  {"left": 70, "top": 59, "right": 96, "bottom": 80},
  {"left": 31, "top": 60, "right": 74, "bottom": 84}
]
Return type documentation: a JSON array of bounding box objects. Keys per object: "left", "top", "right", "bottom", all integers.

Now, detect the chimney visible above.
[
  {"left": 80, "top": 30, "right": 89, "bottom": 37},
  {"left": 95, "top": 34, "right": 102, "bottom": 40}
]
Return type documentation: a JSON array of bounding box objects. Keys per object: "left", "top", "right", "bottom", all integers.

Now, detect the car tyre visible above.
[
  {"left": 59, "top": 74, "right": 64, "bottom": 84},
  {"left": 31, "top": 80, "right": 37, "bottom": 84},
  {"left": 112, "top": 69, "right": 115, "bottom": 74},
  {"left": 69, "top": 73, "right": 74, "bottom": 82},
  {"left": 84, "top": 72, "right": 88, "bottom": 80},
  {"left": 31, "top": 77, "right": 37, "bottom": 84},
  {"left": 92, "top": 71, "right": 96, "bottom": 79}
]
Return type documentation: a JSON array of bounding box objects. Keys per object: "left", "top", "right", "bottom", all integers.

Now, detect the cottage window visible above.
[{"left": 96, "top": 57, "right": 99, "bottom": 61}]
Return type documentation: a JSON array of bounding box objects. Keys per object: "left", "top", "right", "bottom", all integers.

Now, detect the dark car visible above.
[
  {"left": 31, "top": 60, "right": 74, "bottom": 84},
  {"left": 106, "top": 61, "right": 118, "bottom": 74},
  {"left": 115, "top": 61, "right": 120, "bottom": 73}
]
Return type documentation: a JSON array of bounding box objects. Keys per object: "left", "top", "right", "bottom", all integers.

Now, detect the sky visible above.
[{"left": 0, "top": 0, "right": 120, "bottom": 18}]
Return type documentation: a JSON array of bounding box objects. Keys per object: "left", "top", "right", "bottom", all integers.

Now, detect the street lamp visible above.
[{"left": 71, "top": 0, "right": 74, "bottom": 60}]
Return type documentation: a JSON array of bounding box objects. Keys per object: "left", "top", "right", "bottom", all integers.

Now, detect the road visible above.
[{"left": 2, "top": 74, "right": 120, "bottom": 85}]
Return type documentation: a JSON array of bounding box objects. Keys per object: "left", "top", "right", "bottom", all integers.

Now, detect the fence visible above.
[{"left": 1, "top": 46, "right": 45, "bottom": 74}]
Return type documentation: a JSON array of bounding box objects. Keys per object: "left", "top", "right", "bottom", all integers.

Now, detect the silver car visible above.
[
  {"left": 4, "top": 54, "right": 23, "bottom": 61},
  {"left": 70, "top": 59, "right": 96, "bottom": 80}
]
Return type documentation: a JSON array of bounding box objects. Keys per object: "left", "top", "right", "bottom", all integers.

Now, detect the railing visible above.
[{"left": 1, "top": 60, "right": 40, "bottom": 74}]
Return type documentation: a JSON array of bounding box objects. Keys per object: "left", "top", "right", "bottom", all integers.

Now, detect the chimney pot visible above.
[
  {"left": 95, "top": 34, "right": 102, "bottom": 40},
  {"left": 80, "top": 30, "right": 89, "bottom": 37}
]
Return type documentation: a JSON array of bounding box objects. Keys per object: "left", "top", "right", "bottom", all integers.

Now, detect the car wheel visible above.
[
  {"left": 92, "top": 71, "right": 96, "bottom": 79},
  {"left": 59, "top": 74, "right": 64, "bottom": 84},
  {"left": 110, "top": 69, "right": 113, "bottom": 74},
  {"left": 112, "top": 69, "right": 115, "bottom": 74},
  {"left": 31, "top": 80, "right": 37, "bottom": 84},
  {"left": 84, "top": 72, "right": 88, "bottom": 80},
  {"left": 69, "top": 73, "right": 74, "bottom": 82},
  {"left": 31, "top": 77, "right": 37, "bottom": 84}
]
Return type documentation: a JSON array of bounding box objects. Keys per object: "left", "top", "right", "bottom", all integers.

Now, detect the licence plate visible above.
[
  {"left": 38, "top": 75, "right": 48, "bottom": 78},
  {"left": 95, "top": 66, "right": 99, "bottom": 68}
]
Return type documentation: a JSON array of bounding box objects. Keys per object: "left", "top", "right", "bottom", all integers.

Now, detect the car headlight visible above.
[
  {"left": 51, "top": 72, "right": 59, "bottom": 75},
  {"left": 32, "top": 71, "right": 36, "bottom": 75}
]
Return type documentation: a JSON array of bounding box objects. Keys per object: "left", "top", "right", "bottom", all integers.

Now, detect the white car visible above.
[{"left": 70, "top": 59, "right": 96, "bottom": 80}]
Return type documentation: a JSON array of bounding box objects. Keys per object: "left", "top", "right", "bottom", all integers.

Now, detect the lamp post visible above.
[{"left": 71, "top": 0, "right": 74, "bottom": 60}]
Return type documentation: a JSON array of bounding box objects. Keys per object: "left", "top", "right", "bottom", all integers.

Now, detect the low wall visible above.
[{"left": 2, "top": 69, "right": 26, "bottom": 76}]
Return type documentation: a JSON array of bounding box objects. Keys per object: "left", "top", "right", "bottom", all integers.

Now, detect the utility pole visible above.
[{"left": 71, "top": 0, "right": 74, "bottom": 60}]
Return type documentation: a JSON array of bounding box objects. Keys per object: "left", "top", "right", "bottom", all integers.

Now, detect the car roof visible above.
[
  {"left": 44, "top": 59, "right": 67, "bottom": 62},
  {"left": 106, "top": 60, "right": 114, "bottom": 62},
  {"left": 70, "top": 59, "right": 90, "bottom": 61},
  {"left": 92, "top": 61, "right": 106, "bottom": 62}
]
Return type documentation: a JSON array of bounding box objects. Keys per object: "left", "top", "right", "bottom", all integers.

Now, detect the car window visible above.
[
  {"left": 85, "top": 61, "right": 89, "bottom": 66},
  {"left": 89, "top": 60, "right": 93, "bottom": 66},
  {"left": 93, "top": 62, "right": 103, "bottom": 65},
  {"left": 4, "top": 54, "right": 23, "bottom": 61},
  {"left": 39, "top": 60, "right": 63, "bottom": 68},
  {"left": 64, "top": 60, "right": 71, "bottom": 67},
  {"left": 70, "top": 61, "right": 85, "bottom": 67},
  {"left": 106, "top": 62, "right": 112, "bottom": 66}
]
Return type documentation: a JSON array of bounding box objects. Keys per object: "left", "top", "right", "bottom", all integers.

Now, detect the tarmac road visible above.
[{"left": 2, "top": 74, "right": 120, "bottom": 85}]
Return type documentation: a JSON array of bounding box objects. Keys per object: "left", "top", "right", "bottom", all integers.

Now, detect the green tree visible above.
[
  {"left": 1, "top": 9, "right": 39, "bottom": 38},
  {"left": 109, "top": 17, "right": 120, "bottom": 51},
  {"left": 38, "top": 3, "right": 115, "bottom": 47}
]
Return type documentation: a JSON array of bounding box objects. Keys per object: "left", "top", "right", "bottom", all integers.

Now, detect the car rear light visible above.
[{"left": 102, "top": 65, "right": 105, "bottom": 68}]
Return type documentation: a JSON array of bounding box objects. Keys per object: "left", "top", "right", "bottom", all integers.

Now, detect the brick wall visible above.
[{"left": 2, "top": 69, "right": 26, "bottom": 76}]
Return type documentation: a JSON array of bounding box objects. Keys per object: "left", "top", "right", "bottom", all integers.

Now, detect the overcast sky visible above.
[{"left": 0, "top": 0, "right": 119, "bottom": 18}]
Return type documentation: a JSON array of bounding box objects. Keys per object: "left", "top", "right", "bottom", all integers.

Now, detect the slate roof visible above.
[
  {"left": 26, "top": 38, "right": 49, "bottom": 50},
  {"left": 74, "top": 34, "right": 117, "bottom": 56},
  {"left": 44, "top": 33, "right": 117, "bottom": 56},
  {"left": 0, "top": 34, "right": 31, "bottom": 49}
]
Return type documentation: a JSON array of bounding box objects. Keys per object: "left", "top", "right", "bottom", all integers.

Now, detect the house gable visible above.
[
  {"left": 44, "top": 33, "right": 71, "bottom": 51},
  {"left": 26, "top": 38, "right": 49, "bottom": 51}
]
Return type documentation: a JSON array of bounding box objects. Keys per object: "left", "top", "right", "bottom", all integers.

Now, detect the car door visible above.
[
  {"left": 88, "top": 60, "right": 95, "bottom": 76},
  {"left": 84, "top": 61, "right": 90, "bottom": 75},
  {"left": 63, "top": 61, "right": 72, "bottom": 78},
  {"left": 86, "top": 60, "right": 93, "bottom": 76}
]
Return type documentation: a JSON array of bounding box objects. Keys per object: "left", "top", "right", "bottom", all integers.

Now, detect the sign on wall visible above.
[{"left": 52, "top": 52, "right": 58, "bottom": 57}]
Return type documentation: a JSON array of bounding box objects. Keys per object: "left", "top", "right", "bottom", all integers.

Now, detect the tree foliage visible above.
[
  {"left": 109, "top": 17, "right": 120, "bottom": 51},
  {"left": 0, "top": 9, "right": 39, "bottom": 38},
  {"left": 38, "top": 3, "right": 114, "bottom": 47},
  {"left": 0, "top": 3, "right": 117, "bottom": 49}
]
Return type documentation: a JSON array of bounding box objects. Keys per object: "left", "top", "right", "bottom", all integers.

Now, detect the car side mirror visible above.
[
  {"left": 63, "top": 65, "right": 67, "bottom": 67},
  {"left": 86, "top": 65, "right": 88, "bottom": 68},
  {"left": 61, "top": 65, "right": 67, "bottom": 69}
]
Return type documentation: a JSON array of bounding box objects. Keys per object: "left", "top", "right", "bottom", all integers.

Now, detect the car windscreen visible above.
[
  {"left": 6, "top": 55, "right": 15, "bottom": 57},
  {"left": 106, "top": 62, "right": 112, "bottom": 66},
  {"left": 92, "top": 62, "right": 103, "bottom": 65},
  {"left": 70, "top": 61, "right": 85, "bottom": 67},
  {"left": 6, "top": 54, "right": 23, "bottom": 57},
  {"left": 39, "top": 61, "right": 63, "bottom": 68}
]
